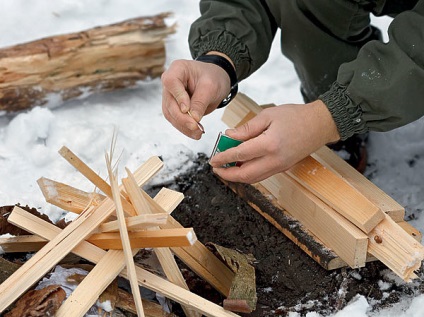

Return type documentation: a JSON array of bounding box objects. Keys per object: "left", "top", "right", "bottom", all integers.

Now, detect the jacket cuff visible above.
[
  {"left": 319, "top": 82, "right": 368, "bottom": 141},
  {"left": 190, "top": 30, "right": 251, "bottom": 81}
]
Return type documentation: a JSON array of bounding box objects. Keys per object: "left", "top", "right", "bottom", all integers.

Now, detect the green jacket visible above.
[{"left": 188, "top": 0, "right": 424, "bottom": 140}]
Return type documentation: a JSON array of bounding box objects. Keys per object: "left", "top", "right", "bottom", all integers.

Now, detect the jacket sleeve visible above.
[
  {"left": 320, "top": 0, "right": 424, "bottom": 140},
  {"left": 188, "top": 0, "right": 277, "bottom": 81}
]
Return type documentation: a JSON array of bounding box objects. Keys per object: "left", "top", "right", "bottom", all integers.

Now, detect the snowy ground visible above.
[{"left": 0, "top": 1, "right": 423, "bottom": 316}]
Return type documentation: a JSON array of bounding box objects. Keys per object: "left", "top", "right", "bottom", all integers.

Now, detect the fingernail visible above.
[
  {"left": 180, "top": 103, "right": 189, "bottom": 113},
  {"left": 186, "top": 122, "right": 198, "bottom": 131}
]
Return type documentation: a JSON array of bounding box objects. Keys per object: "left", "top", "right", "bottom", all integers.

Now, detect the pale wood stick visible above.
[
  {"left": 123, "top": 169, "right": 200, "bottom": 317},
  {"left": 59, "top": 146, "right": 137, "bottom": 216},
  {"left": 265, "top": 174, "right": 369, "bottom": 268},
  {"left": 106, "top": 154, "right": 144, "bottom": 317},
  {"left": 312, "top": 146, "right": 405, "bottom": 222},
  {"left": 87, "top": 228, "right": 197, "bottom": 249},
  {"left": 0, "top": 229, "right": 197, "bottom": 252},
  {"left": 368, "top": 215, "right": 424, "bottom": 282},
  {"left": 286, "top": 155, "right": 385, "bottom": 233},
  {"left": 0, "top": 235, "right": 47, "bottom": 253},
  {"left": 9, "top": 211, "right": 239, "bottom": 316},
  {"left": 99, "top": 213, "right": 169, "bottom": 232},
  {"left": 37, "top": 177, "right": 105, "bottom": 214}
]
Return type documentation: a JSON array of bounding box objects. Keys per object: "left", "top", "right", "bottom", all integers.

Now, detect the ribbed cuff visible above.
[
  {"left": 190, "top": 30, "right": 251, "bottom": 81},
  {"left": 319, "top": 82, "right": 368, "bottom": 141}
]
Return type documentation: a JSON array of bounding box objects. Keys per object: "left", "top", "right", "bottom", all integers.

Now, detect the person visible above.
[{"left": 161, "top": 0, "right": 424, "bottom": 184}]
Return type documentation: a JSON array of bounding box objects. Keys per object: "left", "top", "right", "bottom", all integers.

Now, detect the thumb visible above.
[{"left": 226, "top": 114, "right": 270, "bottom": 141}]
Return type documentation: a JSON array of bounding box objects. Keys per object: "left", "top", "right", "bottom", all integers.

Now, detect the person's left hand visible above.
[{"left": 209, "top": 100, "right": 340, "bottom": 183}]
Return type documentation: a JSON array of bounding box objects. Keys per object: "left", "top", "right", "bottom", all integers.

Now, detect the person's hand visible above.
[
  {"left": 209, "top": 100, "right": 340, "bottom": 183},
  {"left": 161, "top": 53, "right": 233, "bottom": 140}
]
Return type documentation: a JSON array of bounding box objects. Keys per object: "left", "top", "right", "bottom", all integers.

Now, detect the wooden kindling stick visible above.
[
  {"left": 59, "top": 146, "right": 137, "bottom": 216},
  {"left": 122, "top": 168, "right": 201, "bottom": 317},
  {"left": 105, "top": 152, "right": 145, "bottom": 317}
]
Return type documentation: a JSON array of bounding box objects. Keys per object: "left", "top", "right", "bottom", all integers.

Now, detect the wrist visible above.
[
  {"left": 196, "top": 52, "right": 238, "bottom": 108},
  {"left": 309, "top": 99, "right": 340, "bottom": 144}
]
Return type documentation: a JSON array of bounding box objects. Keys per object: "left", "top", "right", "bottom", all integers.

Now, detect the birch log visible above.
[{"left": 0, "top": 13, "right": 175, "bottom": 113}]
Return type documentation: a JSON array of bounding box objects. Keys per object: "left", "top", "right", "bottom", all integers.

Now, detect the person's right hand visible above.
[{"left": 161, "top": 55, "right": 233, "bottom": 139}]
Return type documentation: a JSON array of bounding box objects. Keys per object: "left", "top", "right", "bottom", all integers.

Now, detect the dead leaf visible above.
[{"left": 5, "top": 284, "right": 66, "bottom": 317}]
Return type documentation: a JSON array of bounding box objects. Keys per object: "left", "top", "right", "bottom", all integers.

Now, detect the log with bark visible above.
[{"left": 0, "top": 13, "right": 175, "bottom": 113}]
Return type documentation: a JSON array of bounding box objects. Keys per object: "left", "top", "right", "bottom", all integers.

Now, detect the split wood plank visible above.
[
  {"left": 88, "top": 228, "right": 197, "bottom": 249},
  {"left": 269, "top": 173, "right": 369, "bottom": 268},
  {"left": 220, "top": 179, "right": 348, "bottom": 270},
  {"left": 0, "top": 235, "right": 47, "bottom": 253},
  {"left": 106, "top": 155, "right": 144, "bottom": 317},
  {"left": 8, "top": 210, "right": 239, "bottom": 316},
  {"left": 286, "top": 155, "right": 385, "bottom": 233},
  {"left": 312, "top": 146, "right": 405, "bottom": 222},
  {"left": 368, "top": 215, "right": 424, "bottom": 282},
  {"left": 0, "top": 230, "right": 195, "bottom": 252},
  {"left": 37, "top": 177, "right": 105, "bottom": 214},
  {"left": 99, "top": 213, "right": 169, "bottom": 232},
  {"left": 0, "top": 157, "right": 163, "bottom": 313},
  {"left": 122, "top": 169, "right": 200, "bottom": 317},
  {"left": 59, "top": 146, "right": 137, "bottom": 216}
]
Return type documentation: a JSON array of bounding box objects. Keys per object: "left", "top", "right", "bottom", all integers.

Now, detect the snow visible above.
[{"left": 0, "top": 1, "right": 423, "bottom": 316}]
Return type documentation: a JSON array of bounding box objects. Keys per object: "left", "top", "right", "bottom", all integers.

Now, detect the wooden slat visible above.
[
  {"left": 368, "top": 215, "right": 424, "bottom": 281},
  {"left": 87, "top": 228, "right": 197, "bottom": 249},
  {"left": 8, "top": 211, "right": 239, "bottom": 316},
  {"left": 221, "top": 180, "right": 348, "bottom": 270},
  {"left": 123, "top": 169, "right": 200, "bottom": 317},
  {"left": 397, "top": 221, "right": 422, "bottom": 242},
  {"left": 37, "top": 177, "right": 105, "bottom": 214},
  {"left": 0, "top": 235, "right": 47, "bottom": 253},
  {"left": 286, "top": 156, "right": 385, "bottom": 233},
  {"left": 106, "top": 156, "right": 145, "bottom": 317},
  {"left": 263, "top": 173, "right": 369, "bottom": 268},
  {"left": 312, "top": 146, "right": 405, "bottom": 221},
  {"left": 58, "top": 146, "right": 137, "bottom": 216},
  {"left": 99, "top": 213, "right": 169, "bottom": 232}
]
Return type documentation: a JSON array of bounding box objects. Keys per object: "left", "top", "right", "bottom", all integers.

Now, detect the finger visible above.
[
  {"left": 209, "top": 133, "right": 268, "bottom": 167},
  {"left": 212, "top": 156, "right": 278, "bottom": 184},
  {"left": 225, "top": 113, "right": 271, "bottom": 141},
  {"left": 189, "top": 76, "right": 222, "bottom": 121},
  {"left": 162, "top": 91, "right": 202, "bottom": 139},
  {"left": 161, "top": 62, "right": 191, "bottom": 113}
]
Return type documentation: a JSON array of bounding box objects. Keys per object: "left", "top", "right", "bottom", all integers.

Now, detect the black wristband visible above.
[{"left": 196, "top": 54, "right": 238, "bottom": 108}]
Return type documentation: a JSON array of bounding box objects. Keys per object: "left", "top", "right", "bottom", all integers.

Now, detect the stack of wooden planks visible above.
[
  {"left": 221, "top": 93, "right": 424, "bottom": 282},
  {"left": 0, "top": 146, "right": 252, "bottom": 317}
]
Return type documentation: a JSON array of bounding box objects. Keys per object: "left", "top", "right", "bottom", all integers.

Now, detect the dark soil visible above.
[{"left": 150, "top": 153, "right": 424, "bottom": 316}]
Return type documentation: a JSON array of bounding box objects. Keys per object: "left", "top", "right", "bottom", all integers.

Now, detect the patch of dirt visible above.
[{"left": 150, "top": 153, "right": 424, "bottom": 316}]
